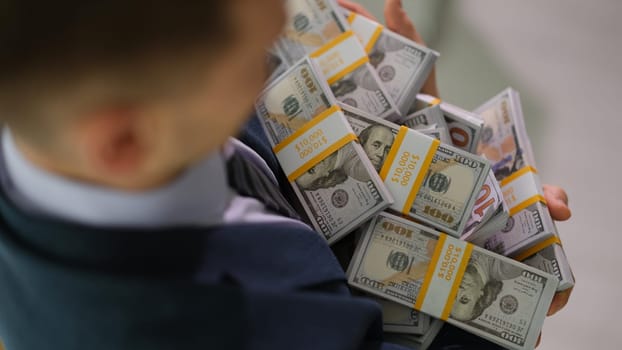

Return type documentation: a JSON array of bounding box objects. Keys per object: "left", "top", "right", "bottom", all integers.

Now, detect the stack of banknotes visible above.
[
  {"left": 414, "top": 94, "right": 485, "bottom": 154},
  {"left": 471, "top": 88, "right": 574, "bottom": 291},
  {"left": 255, "top": 0, "right": 573, "bottom": 347},
  {"left": 399, "top": 104, "right": 451, "bottom": 143},
  {"left": 343, "top": 10, "right": 439, "bottom": 116},
  {"left": 275, "top": 0, "right": 401, "bottom": 120},
  {"left": 256, "top": 57, "right": 393, "bottom": 244},
  {"left": 347, "top": 212, "right": 558, "bottom": 350},
  {"left": 372, "top": 295, "right": 446, "bottom": 350},
  {"left": 341, "top": 104, "right": 490, "bottom": 237}
]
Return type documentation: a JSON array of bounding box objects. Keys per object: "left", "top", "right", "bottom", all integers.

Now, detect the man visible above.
[{"left": 0, "top": 1, "right": 572, "bottom": 350}]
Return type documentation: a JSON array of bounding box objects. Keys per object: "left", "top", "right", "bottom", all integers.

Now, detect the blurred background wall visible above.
[{"left": 357, "top": 0, "right": 621, "bottom": 349}]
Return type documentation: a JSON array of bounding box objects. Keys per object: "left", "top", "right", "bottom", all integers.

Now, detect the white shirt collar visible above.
[{"left": 1, "top": 128, "right": 233, "bottom": 228}]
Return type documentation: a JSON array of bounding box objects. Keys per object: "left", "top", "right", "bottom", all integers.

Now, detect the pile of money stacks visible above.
[{"left": 256, "top": 1, "right": 574, "bottom": 349}]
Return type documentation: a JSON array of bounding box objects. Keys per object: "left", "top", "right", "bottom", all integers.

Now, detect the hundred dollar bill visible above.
[
  {"left": 399, "top": 105, "right": 447, "bottom": 131},
  {"left": 477, "top": 168, "right": 567, "bottom": 283},
  {"left": 461, "top": 169, "right": 509, "bottom": 242},
  {"left": 256, "top": 58, "right": 393, "bottom": 244},
  {"left": 519, "top": 241, "right": 575, "bottom": 291},
  {"left": 475, "top": 88, "right": 536, "bottom": 180},
  {"left": 311, "top": 30, "right": 401, "bottom": 120},
  {"left": 415, "top": 94, "right": 484, "bottom": 154},
  {"left": 347, "top": 212, "right": 558, "bottom": 350},
  {"left": 290, "top": 142, "right": 394, "bottom": 244},
  {"left": 345, "top": 12, "right": 439, "bottom": 116},
  {"left": 341, "top": 104, "right": 489, "bottom": 237},
  {"left": 256, "top": 58, "right": 335, "bottom": 144},
  {"left": 474, "top": 90, "right": 560, "bottom": 250},
  {"left": 418, "top": 126, "right": 451, "bottom": 145},
  {"left": 400, "top": 105, "right": 452, "bottom": 144},
  {"left": 474, "top": 88, "right": 573, "bottom": 291},
  {"left": 466, "top": 204, "right": 511, "bottom": 248},
  {"left": 384, "top": 319, "right": 444, "bottom": 350},
  {"left": 277, "top": 0, "right": 350, "bottom": 65},
  {"left": 371, "top": 296, "right": 430, "bottom": 335}
]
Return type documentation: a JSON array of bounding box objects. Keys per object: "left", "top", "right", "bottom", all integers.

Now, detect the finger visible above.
[
  {"left": 384, "top": 0, "right": 420, "bottom": 44},
  {"left": 383, "top": 0, "right": 439, "bottom": 97},
  {"left": 543, "top": 184, "right": 572, "bottom": 221},
  {"left": 547, "top": 287, "right": 573, "bottom": 316},
  {"left": 337, "top": 0, "right": 378, "bottom": 21}
]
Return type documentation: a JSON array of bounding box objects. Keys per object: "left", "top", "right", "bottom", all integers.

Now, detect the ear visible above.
[{"left": 73, "top": 107, "right": 146, "bottom": 176}]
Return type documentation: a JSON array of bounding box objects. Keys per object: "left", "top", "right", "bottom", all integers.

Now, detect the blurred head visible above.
[
  {"left": 359, "top": 125, "right": 394, "bottom": 171},
  {"left": 0, "top": 0, "right": 286, "bottom": 190},
  {"left": 451, "top": 264, "right": 503, "bottom": 321}
]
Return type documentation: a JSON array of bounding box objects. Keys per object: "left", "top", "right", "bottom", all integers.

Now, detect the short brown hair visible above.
[{"left": 0, "top": 1, "right": 235, "bottom": 136}]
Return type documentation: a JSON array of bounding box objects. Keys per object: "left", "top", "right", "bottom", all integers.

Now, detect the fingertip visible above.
[
  {"left": 550, "top": 200, "right": 572, "bottom": 221},
  {"left": 547, "top": 289, "right": 572, "bottom": 316}
]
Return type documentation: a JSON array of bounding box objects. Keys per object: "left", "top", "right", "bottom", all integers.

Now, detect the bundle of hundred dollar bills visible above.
[
  {"left": 409, "top": 91, "right": 574, "bottom": 291},
  {"left": 256, "top": 57, "right": 393, "bottom": 244},
  {"left": 472, "top": 88, "right": 574, "bottom": 291},
  {"left": 342, "top": 104, "right": 490, "bottom": 237},
  {"left": 343, "top": 10, "right": 439, "bottom": 116},
  {"left": 347, "top": 212, "right": 558, "bottom": 350},
  {"left": 275, "top": 0, "right": 401, "bottom": 120},
  {"left": 414, "top": 94, "right": 485, "bottom": 154}
]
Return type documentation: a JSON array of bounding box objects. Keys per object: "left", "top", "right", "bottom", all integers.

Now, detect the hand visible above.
[
  {"left": 536, "top": 184, "right": 573, "bottom": 347},
  {"left": 337, "top": 0, "right": 440, "bottom": 97},
  {"left": 383, "top": 0, "right": 439, "bottom": 97},
  {"left": 542, "top": 184, "right": 573, "bottom": 316},
  {"left": 337, "top": 0, "right": 378, "bottom": 21}
]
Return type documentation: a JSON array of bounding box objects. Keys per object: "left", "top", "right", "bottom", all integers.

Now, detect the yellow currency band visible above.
[
  {"left": 273, "top": 105, "right": 341, "bottom": 153},
  {"left": 499, "top": 166, "right": 539, "bottom": 187},
  {"left": 310, "top": 31, "right": 353, "bottom": 58},
  {"left": 509, "top": 195, "right": 547, "bottom": 217},
  {"left": 379, "top": 127, "right": 440, "bottom": 214},
  {"left": 326, "top": 56, "right": 369, "bottom": 85},
  {"left": 407, "top": 138, "right": 440, "bottom": 214},
  {"left": 310, "top": 31, "right": 370, "bottom": 85},
  {"left": 285, "top": 133, "right": 357, "bottom": 182},
  {"left": 365, "top": 25, "right": 384, "bottom": 54},
  {"left": 500, "top": 166, "right": 547, "bottom": 215},
  {"left": 414, "top": 233, "right": 447, "bottom": 311},
  {"left": 346, "top": 13, "right": 384, "bottom": 53},
  {"left": 271, "top": 105, "right": 358, "bottom": 182},
  {"left": 441, "top": 243, "right": 473, "bottom": 320},
  {"left": 379, "top": 126, "right": 408, "bottom": 181},
  {"left": 347, "top": 12, "right": 356, "bottom": 24},
  {"left": 513, "top": 235, "right": 563, "bottom": 262}
]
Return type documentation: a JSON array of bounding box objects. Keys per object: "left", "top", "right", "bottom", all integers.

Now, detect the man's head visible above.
[
  {"left": 358, "top": 124, "right": 394, "bottom": 171},
  {"left": 0, "top": 0, "right": 286, "bottom": 190}
]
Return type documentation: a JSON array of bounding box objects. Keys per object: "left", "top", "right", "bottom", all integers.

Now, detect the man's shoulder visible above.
[{"left": 0, "top": 208, "right": 352, "bottom": 349}]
